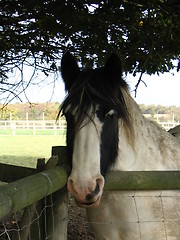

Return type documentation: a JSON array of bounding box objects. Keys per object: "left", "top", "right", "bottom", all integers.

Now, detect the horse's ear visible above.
[
  {"left": 61, "top": 52, "right": 80, "bottom": 91},
  {"left": 104, "top": 53, "right": 122, "bottom": 81}
]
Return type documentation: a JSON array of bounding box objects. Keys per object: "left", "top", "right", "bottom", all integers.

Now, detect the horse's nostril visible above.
[
  {"left": 94, "top": 182, "right": 100, "bottom": 195},
  {"left": 96, "top": 177, "right": 104, "bottom": 191},
  {"left": 86, "top": 182, "right": 100, "bottom": 201},
  {"left": 86, "top": 193, "right": 94, "bottom": 201},
  {"left": 69, "top": 179, "right": 73, "bottom": 184}
]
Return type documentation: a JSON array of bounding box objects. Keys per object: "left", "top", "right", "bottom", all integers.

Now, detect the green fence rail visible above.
[
  {"left": 0, "top": 165, "right": 68, "bottom": 220},
  {"left": 106, "top": 170, "right": 180, "bottom": 190},
  {"left": 1, "top": 146, "right": 180, "bottom": 239}
]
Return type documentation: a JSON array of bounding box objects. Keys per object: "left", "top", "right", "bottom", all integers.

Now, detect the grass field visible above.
[{"left": 0, "top": 135, "right": 66, "bottom": 168}]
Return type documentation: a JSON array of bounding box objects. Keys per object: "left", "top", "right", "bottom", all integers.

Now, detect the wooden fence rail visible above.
[
  {"left": 0, "top": 146, "right": 70, "bottom": 240},
  {"left": 0, "top": 164, "right": 69, "bottom": 220},
  {"left": 0, "top": 120, "right": 179, "bottom": 134},
  {"left": 1, "top": 167, "right": 180, "bottom": 220},
  {"left": 106, "top": 171, "right": 180, "bottom": 190},
  {"left": 1, "top": 146, "right": 180, "bottom": 239},
  {"left": 0, "top": 120, "right": 67, "bottom": 129},
  {"left": 0, "top": 119, "right": 67, "bottom": 135},
  {"left": 0, "top": 162, "right": 36, "bottom": 182}
]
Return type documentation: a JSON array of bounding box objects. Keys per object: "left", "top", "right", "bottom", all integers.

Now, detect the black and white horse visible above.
[{"left": 60, "top": 52, "right": 180, "bottom": 240}]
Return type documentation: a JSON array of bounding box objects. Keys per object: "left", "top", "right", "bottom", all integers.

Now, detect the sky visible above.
[
  {"left": 127, "top": 71, "right": 180, "bottom": 106},
  {"left": 22, "top": 69, "right": 180, "bottom": 107}
]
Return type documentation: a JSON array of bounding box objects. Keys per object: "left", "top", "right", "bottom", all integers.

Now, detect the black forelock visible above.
[{"left": 60, "top": 66, "right": 130, "bottom": 132}]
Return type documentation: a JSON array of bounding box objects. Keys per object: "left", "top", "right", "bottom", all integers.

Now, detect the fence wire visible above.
[
  {"left": 0, "top": 195, "right": 59, "bottom": 240},
  {"left": 0, "top": 196, "right": 93, "bottom": 240},
  {"left": 1, "top": 191, "right": 180, "bottom": 240},
  {"left": 69, "top": 190, "right": 180, "bottom": 240},
  {"left": 85, "top": 190, "right": 180, "bottom": 240}
]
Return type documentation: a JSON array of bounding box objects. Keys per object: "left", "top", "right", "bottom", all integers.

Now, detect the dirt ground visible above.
[{"left": 67, "top": 198, "right": 95, "bottom": 240}]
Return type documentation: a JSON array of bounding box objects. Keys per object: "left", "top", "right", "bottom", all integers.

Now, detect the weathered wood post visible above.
[
  {"left": 0, "top": 163, "right": 68, "bottom": 225},
  {"left": 46, "top": 146, "right": 69, "bottom": 240},
  {"left": 13, "top": 158, "right": 50, "bottom": 240},
  {"left": 26, "top": 158, "right": 47, "bottom": 240}
]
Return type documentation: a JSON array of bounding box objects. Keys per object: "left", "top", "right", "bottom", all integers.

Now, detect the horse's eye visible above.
[{"left": 106, "top": 110, "right": 115, "bottom": 119}]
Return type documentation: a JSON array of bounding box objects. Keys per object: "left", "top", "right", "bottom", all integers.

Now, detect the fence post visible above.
[
  {"left": 33, "top": 123, "right": 36, "bottom": 135},
  {"left": 12, "top": 121, "right": 16, "bottom": 136},
  {"left": 54, "top": 123, "right": 57, "bottom": 136},
  {"left": 46, "top": 146, "right": 69, "bottom": 240},
  {"left": 13, "top": 158, "right": 46, "bottom": 240},
  {"left": 46, "top": 187, "right": 69, "bottom": 240}
]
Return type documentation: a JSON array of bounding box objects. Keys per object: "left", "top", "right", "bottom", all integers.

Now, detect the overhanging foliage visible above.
[{"left": 0, "top": 0, "right": 180, "bottom": 103}]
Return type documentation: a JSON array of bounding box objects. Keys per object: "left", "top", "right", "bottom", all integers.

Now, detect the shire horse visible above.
[{"left": 60, "top": 52, "right": 180, "bottom": 240}]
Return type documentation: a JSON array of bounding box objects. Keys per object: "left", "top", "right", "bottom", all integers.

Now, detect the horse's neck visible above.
[{"left": 115, "top": 94, "right": 180, "bottom": 171}]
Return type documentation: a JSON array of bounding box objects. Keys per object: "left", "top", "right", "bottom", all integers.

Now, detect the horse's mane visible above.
[{"left": 59, "top": 65, "right": 134, "bottom": 143}]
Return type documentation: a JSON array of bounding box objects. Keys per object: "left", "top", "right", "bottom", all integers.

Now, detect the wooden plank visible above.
[
  {"left": 105, "top": 171, "right": 180, "bottom": 190},
  {"left": 0, "top": 163, "right": 36, "bottom": 182},
  {"left": 0, "top": 165, "right": 69, "bottom": 220},
  {"left": 51, "top": 146, "right": 68, "bottom": 165}
]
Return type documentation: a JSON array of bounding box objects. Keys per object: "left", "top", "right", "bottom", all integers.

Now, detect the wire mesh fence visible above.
[
  {"left": 0, "top": 190, "right": 180, "bottom": 240},
  {"left": 0, "top": 192, "right": 69, "bottom": 240},
  {"left": 2, "top": 191, "right": 180, "bottom": 240},
  {"left": 86, "top": 190, "right": 180, "bottom": 240},
  {"left": 0, "top": 150, "right": 69, "bottom": 240},
  {"left": 0, "top": 197, "right": 55, "bottom": 240},
  {"left": 1, "top": 146, "right": 180, "bottom": 240},
  {"left": 0, "top": 196, "right": 94, "bottom": 240}
]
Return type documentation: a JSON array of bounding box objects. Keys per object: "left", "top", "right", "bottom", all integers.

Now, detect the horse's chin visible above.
[{"left": 75, "top": 197, "right": 101, "bottom": 208}]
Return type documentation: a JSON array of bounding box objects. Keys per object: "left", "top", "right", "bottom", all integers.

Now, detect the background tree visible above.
[
  {"left": 0, "top": 0, "right": 180, "bottom": 104},
  {"left": 1, "top": 102, "right": 179, "bottom": 121}
]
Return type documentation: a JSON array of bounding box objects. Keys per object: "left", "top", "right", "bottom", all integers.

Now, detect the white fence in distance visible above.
[
  {"left": 157, "top": 121, "right": 180, "bottom": 131},
  {"left": 0, "top": 119, "right": 67, "bottom": 135},
  {"left": 0, "top": 119, "right": 179, "bottom": 135}
]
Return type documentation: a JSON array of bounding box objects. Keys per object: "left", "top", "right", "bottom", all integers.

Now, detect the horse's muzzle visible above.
[{"left": 67, "top": 176, "right": 104, "bottom": 208}]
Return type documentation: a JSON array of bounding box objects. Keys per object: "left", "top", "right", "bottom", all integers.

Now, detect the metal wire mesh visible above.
[{"left": 1, "top": 190, "right": 180, "bottom": 240}]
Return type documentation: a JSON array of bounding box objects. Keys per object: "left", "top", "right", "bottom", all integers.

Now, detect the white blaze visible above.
[{"left": 70, "top": 115, "right": 102, "bottom": 181}]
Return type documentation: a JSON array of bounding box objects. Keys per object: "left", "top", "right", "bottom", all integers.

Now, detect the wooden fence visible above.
[
  {"left": 158, "top": 121, "right": 180, "bottom": 131},
  {"left": 1, "top": 146, "right": 180, "bottom": 239},
  {"left": 0, "top": 146, "right": 70, "bottom": 240},
  {"left": 0, "top": 119, "right": 67, "bottom": 135},
  {"left": 0, "top": 119, "right": 179, "bottom": 135}
]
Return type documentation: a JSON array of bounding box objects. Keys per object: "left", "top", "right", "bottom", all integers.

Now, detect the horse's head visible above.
[{"left": 60, "top": 52, "right": 131, "bottom": 208}]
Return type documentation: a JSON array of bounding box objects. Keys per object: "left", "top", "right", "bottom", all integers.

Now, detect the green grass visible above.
[{"left": 0, "top": 135, "right": 66, "bottom": 168}]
